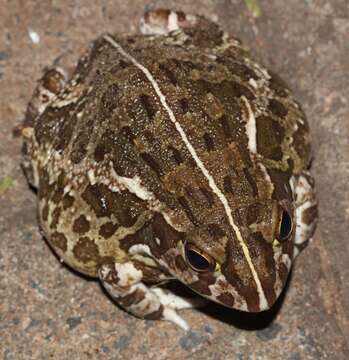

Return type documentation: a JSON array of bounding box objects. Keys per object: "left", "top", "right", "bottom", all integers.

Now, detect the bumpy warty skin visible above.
[{"left": 21, "top": 9, "right": 317, "bottom": 326}]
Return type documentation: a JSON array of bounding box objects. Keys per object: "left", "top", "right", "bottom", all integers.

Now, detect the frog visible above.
[{"left": 20, "top": 9, "right": 317, "bottom": 330}]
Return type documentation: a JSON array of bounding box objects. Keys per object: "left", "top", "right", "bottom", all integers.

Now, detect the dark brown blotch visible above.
[
  {"left": 100, "top": 83, "right": 119, "bottom": 114},
  {"left": 216, "top": 57, "right": 258, "bottom": 81},
  {"left": 217, "top": 292, "right": 235, "bottom": 307},
  {"left": 247, "top": 232, "right": 277, "bottom": 308},
  {"left": 246, "top": 202, "right": 265, "bottom": 225},
  {"left": 269, "top": 72, "right": 289, "bottom": 98},
  {"left": 150, "top": 213, "right": 184, "bottom": 257},
  {"left": 207, "top": 223, "right": 226, "bottom": 240},
  {"left": 119, "top": 207, "right": 139, "bottom": 228},
  {"left": 220, "top": 115, "right": 232, "bottom": 141},
  {"left": 119, "top": 288, "right": 146, "bottom": 307},
  {"left": 278, "top": 262, "right": 289, "bottom": 287},
  {"left": 109, "top": 59, "right": 130, "bottom": 72},
  {"left": 233, "top": 62, "right": 258, "bottom": 81},
  {"left": 51, "top": 231, "right": 68, "bottom": 252},
  {"left": 54, "top": 112, "right": 76, "bottom": 152},
  {"left": 268, "top": 99, "right": 289, "bottom": 118},
  {"left": 158, "top": 62, "right": 178, "bottom": 85},
  {"left": 143, "top": 130, "right": 155, "bottom": 144},
  {"left": 70, "top": 130, "right": 90, "bottom": 164},
  {"left": 34, "top": 100, "right": 75, "bottom": 149},
  {"left": 199, "top": 186, "right": 215, "bottom": 207},
  {"left": 120, "top": 126, "right": 135, "bottom": 143},
  {"left": 42, "top": 203, "right": 49, "bottom": 222},
  {"left": 38, "top": 169, "right": 53, "bottom": 200},
  {"left": 168, "top": 145, "right": 183, "bottom": 165},
  {"left": 190, "top": 272, "right": 216, "bottom": 296},
  {"left": 82, "top": 183, "right": 146, "bottom": 223},
  {"left": 73, "top": 214, "right": 90, "bottom": 235},
  {"left": 178, "top": 196, "right": 199, "bottom": 226},
  {"left": 119, "top": 59, "right": 130, "bottom": 68},
  {"left": 196, "top": 78, "right": 255, "bottom": 103},
  {"left": 50, "top": 206, "right": 61, "bottom": 230},
  {"left": 179, "top": 98, "right": 189, "bottom": 114},
  {"left": 203, "top": 132, "right": 215, "bottom": 152},
  {"left": 256, "top": 115, "right": 285, "bottom": 161},
  {"left": 51, "top": 171, "right": 66, "bottom": 204},
  {"left": 267, "top": 168, "right": 292, "bottom": 201},
  {"left": 228, "top": 80, "right": 256, "bottom": 101},
  {"left": 223, "top": 175, "right": 233, "bottom": 194},
  {"left": 140, "top": 152, "right": 164, "bottom": 177},
  {"left": 82, "top": 184, "right": 111, "bottom": 218},
  {"left": 139, "top": 94, "right": 156, "bottom": 119},
  {"left": 99, "top": 221, "right": 119, "bottom": 239},
  {"left": 144, "top": 305, "right": 164, "bottom": 320},
  {"left": 302, "top": 205, "right": 318, "bottom": 226},
  {"left": 93, "top": 129, "right": 117, "bottom": 162},
  {"left": 221, "top": 241, "right": 261, "bottom": 312},
  {"left": 72, "top": 236, "right": 100, "bottom": 263},
  {"left": 62, "top": 193, "right": 74, "bottom": 209},
  {"left": 52, "top": 187, "right": 64, "bottom": 204}
]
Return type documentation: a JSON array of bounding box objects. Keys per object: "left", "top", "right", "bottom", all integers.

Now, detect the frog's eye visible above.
[
  {"left": 277, "top": 208, "right": 293, "bottom": 241},
  {"left": 184, "top": 243, "right": 216, "bottom": 272}
]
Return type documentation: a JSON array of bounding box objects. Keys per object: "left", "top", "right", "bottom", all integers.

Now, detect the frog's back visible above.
[{"left": 24, "top": 27, "right": 311, "bottom": 277}]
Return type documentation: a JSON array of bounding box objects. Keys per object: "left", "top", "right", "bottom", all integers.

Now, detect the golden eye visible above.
[
  {"left": 184, "top": 243, "right": 215, "bottom": 272},
  {"left": 277, "top": 207, "right": 293, "bottom": 241}
]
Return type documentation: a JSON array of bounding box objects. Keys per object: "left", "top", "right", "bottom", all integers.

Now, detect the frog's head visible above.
[{"left": 157, "top": 195, "right": 296, "bottom": 313}]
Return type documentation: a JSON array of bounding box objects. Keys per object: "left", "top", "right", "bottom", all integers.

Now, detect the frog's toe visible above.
[
  {"left": 139, "top": 9, "right": 196, "bottom": 35},
  {"left": 139, "top": 8, "right": 229, "bottom": 49},
  {"left": 162, "top": 307, "right": 189, "bottom": 331},
  {"left": 152, "top": 287, "right": 208, "bottom": 310}
]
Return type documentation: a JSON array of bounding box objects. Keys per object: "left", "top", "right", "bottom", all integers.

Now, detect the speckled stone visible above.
[{"left": 1, "top": 1, "right": 349, "bottom": 359}]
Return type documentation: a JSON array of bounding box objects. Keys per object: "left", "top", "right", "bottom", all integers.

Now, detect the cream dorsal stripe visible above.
[{"left": 103, "top": 35, "right": 268, "bottom": 310}]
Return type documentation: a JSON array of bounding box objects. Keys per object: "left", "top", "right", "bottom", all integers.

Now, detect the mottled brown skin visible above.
[{"left": 21, "top": 9, "right": 317, "bottom": 326}]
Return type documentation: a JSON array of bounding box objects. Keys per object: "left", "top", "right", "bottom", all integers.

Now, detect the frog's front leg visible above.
[
  {"left": 98, "top": 262, "right": 192, "bottom": 330},
  {"left": 21, "top": 67, "right": 68, "bottom": 188},
  {"left": 24, "top": 67, "right": 68, "bottom": 128},
  {"left": 294, "top": 171, "right": 318, "bottom": 258}
]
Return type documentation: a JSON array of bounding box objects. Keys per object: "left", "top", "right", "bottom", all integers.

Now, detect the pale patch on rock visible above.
[{"left": 28, "top": 29, "right": 40, "bottom": 44}]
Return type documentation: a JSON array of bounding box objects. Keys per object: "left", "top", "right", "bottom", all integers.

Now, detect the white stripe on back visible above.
[{"left": 103, "top": 35, "right": 268, "bottom": 310}]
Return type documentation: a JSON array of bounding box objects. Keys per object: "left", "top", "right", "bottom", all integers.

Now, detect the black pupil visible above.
[
  {"left": 186, "top": 250, "right": 210, "bottom": 271},
  {"left": 280, "top": 210, "right": 292, "bottom": 240}
]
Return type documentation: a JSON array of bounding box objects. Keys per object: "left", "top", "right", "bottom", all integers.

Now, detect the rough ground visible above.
[{"left": 1, "top": 1, "right": 348, "bottom": 359}]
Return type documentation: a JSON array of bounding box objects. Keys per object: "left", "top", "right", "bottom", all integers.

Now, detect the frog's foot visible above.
[
  {"left": 98, "top": 262, "right": 190, "bottom": 330},
  {"left": 293, "top": 171, "right": 318, "bottom": 258},
  {"left": 24, "top": 67, "right": 68, "bottom": 128},
  {"left": 21, "top": 67, "right": 68, "bottom": 188},
  {"left": 139, "top": 9, "right": 196, "bottom": 36},
  {"left": 139, "top": 9, "right": 226, "bottom": 48},
  {"left": 151, "top": 287, "right": 208, "bottom": 309}
]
